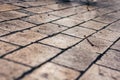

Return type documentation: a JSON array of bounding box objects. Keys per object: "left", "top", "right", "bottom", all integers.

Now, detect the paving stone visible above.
[
  {"left": 25, "top": 6, "right": 53, "bottom": 14},
  {"left": 5, "top": 43, "right": 61, "bottom": 67},
  {"left": 0, "top": 20, "right": 35, "bottom": 32},
  {"left": 40, "top": 34, "right": 81, "bottom": 49},
  {"left": 24, "top": 14, "right": 60, "bottom": 24},
  {"left": 97, "top": 50, "right": 120, "bottom": 70},
  {"left": 92, "top": 29, "right": 120, "bottom": 42},
  {"left": 22, "top": 62, "right": 79, "bottom": 80},
  {"left": 0, "top": 59, "right": 30, "bottom": 80},
  {"left": 79, "top": 64, "right": 120, "bottom": 80},
  {"left": 0, "top": 11, "right": 27, "bottom": 22},
  {"left": 80, "top": 20, "right": 107, "bottom": 30},
  {"left": 52, "top": 39, "right": 99, "bottom": 71},
  {"left": 111, "top": 40, "right": 120, "bottom": 51},
  {"left": 0, "top": 41, "right": 18, "bottom": 56},
  {"left": 106, "top": 10, "right": 120, "bottom": 19},
  {"left": 0, "top": 4, "right": 20, "bottom": 12},
  {"left": 62, "top": 26, "right": 95, "bottom": 38},
  {"left": 0, "top": 29, "right": 10, "bottom": 36},
  {"left": 0, "top": 30, "right": 46, "bottom": 46},
  {"left": 31, "top": 23, "right": 67, "bottom": 35},
  {"left": 52, "top": 18, "right": 80, "bottom": 27}
]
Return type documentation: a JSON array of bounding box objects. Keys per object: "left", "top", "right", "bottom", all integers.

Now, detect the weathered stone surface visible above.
[
  {"left": 0, "top": 41, "right": 18, "bottom": 56},
  {"left": 0, "top": 29, "right": 10, "bottom": 36},
  {"left": 97, "top": 50, "right": 120, "bottom": 71},
  {"left": 52, "top": 18, "right": 80, "bottom": 27},
  {"left": 24, "top": 14, "right": 60, "bottom": 24},
  {"left": 40, "top": 34, "right": 81, "bottom": 49},
  {"left": 22, "top": 62, "right": 80, "bottom": 80},
  {"left": 92, "top": 29, "right": 120, "bottom": 42},
  {"left": 62, "top": 26, "right": 95, "bottom": 38},
  {"left": 0, "top": 30, "right": 46, "bottom": 46},
  {"left": 79, "top": 64, "right": 120, "bottom": 80},
  {"left": 0, "top": 4, "right": 20, "bottom": 12},
  {"left": 0, "top": 59, "right": 30, "bottom": 80},
  {"left": 5, "top": 43, "right": 61, "bottom": 67},
  {"left": 80, "top": 20, "right": 107, "bottom": 30},
  {"left": 0, "top": 20, "right": 35, "bottom": 32},
  {"left": 31, "top": 23, "right": 67, "bottom": 35},
  {"left": 0, "top": 11, "right": 27, "bottom": 22},
  {"left": 25, "top": 7, "right": 53, "bottom": 14},
  {"left": 111, "top": 40, "right": 120, "bottom": 51}
]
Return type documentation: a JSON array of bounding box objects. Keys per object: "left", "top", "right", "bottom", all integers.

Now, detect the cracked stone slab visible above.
[
  {"left": 22, "top": 62, "right": 80, "bottom": 80},
  {"left": 0, "top": 20, "right": 35, "bottom": 32},
  {"left": 25, "top": 6, "right": 53, "bottom": 14},
  {"left": 40, "top": 34, "right": 81, "bottom": 49},
  {"left": 31, "top": 23, "right": 67, "bottom": 35},
  {"left": 52, "top": 18, "right": 80, "bottom": 27},
  {"left": 5, "top": 43, "right": 61, "bottom": 67},
  {"left": 80, "top": 20, "right": 107, "bottom": 30},
  {"left": 97, "top": 50, "right": 120, "bottom": 71},
  {"left": 0, "top": 4, "right": 20, "bottom": 12},
  {"left": 92, "top": 29, "right": 120, "bottom": 42},
  {"left": 0, "top": 59, "right": 30, "bottom": 80},
  {"left": 0, "top": 41, "right": 18, "bottom": 56},
  {"left": 79, "top": 64, "right": 120, "bottom": 80},
  {"left": 0, "top": 30, "right": 46, "bottom": 46},
  {"left": 0, "top": 29, "right": 10, "bottom": 36},
  {"left": 0, "top": 11, "right": 27, "bottom": 22},
  {"left": 23, "top": 14, "right": 60, "bottom": 24},
  {"left": 111, "top": 40, "right": 120, "bottom": 51},
  {"left": 62, "top": 26, "right": 95, "bottom": 38}
]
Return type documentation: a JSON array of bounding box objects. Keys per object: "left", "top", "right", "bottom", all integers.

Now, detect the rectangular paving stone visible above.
[
  {"left": 0, "top": 20, "right": 35, "bottom": 32},
  {"left": 52, "top": 18, "right": 80, "bottom": 27},
  {"left": 0, "top": 4, "right": 20, "bottom": 12},
  {"left": 97, "top": 50, "right": 120, "bottom": 71},
  {"left": 23, "top": 14, "right": 60, "bottom": 24},
  {"left": 25, "top": 6, "right": 53, "bottom": 14},
  {"left": 92, "top": 29, "right": 120, "bottom": 42},
  {"left": 0, "top": 30, "right": 46, "bottom": 46},
  {"left": 40, "top": 34, "right": 81, "bottom": 49},
  {"left": 22, "top": 62, "right": 79, "bottom": 80},
  {"left": 80, "top": 20, "right": 107, "bottom": 30},
  {"left": 0, "top": 29, "right": 10, "bottom": 36},
  {"left": 80, "top": 64, "right": 120, "bottom": 80},
  {"left": 31, "top": 23, "right": 67, "bottom": 35},
  {"left": 0, "top": 41, "right": 18, "bottom": 56},
  {"left": 62, "top": 26, "right": 95, "bottom": 38},
  {"left": 0, "top": 59, "right": 30, "bottom": 80},
  {"left": 0, "top": 11, "right": 27, "bottom": 22},
  {"left": 5, "top": 43, "right": 61, "bottom": 67},
  {"left": 52, "top": 39, "right": 99, "bottom": 71},
  {"left": 111, "top": 40, "right": 120, "bottom": 51}
]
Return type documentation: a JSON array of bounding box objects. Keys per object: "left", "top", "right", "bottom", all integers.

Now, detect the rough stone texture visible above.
[
  {"left": 97, "top": 50, "right": 120, "bottom": 71},
  {"left": 0, "top": 4, "right": 20, "bottom": 12},
  {"left": 0, "top": 41, "right": 18, "bottom": 56},
  {"left": 80, "top": 20, "right": 107, "bottom": 30},
  {"left": 24, "top": 14, "right": 60, "bottom": 24},
  {"left": 0, "top": 20, "right": 35, "bottom": 32},
  {"left": 25, "top": 6, "right": 53, "bottom": 14},
  {"left": 22, "top": 62, "right": 80, "bottom": 80},
  {"left": 52, "top": 18, "right": 80, "bottom": 27},
  {"left": 0, "top": 30, "right": 46, "bottom": 46},
  {"left": 62, "top": 26, "right": 95, "bottom": 38},
  {"left": 31, "top": 23, "right": 67, "bottom": 35},
  {"left": 40, "top": 34, "right": 81, "bottom": 49},
  {"left": 79, "top": 64, "right": 120, "bottom": 80},
  {"left": 0, "top": 59, "right": 30, "bottom": 80},
  {"left": 0, "top": 11, "right": 27, "bottom": 22},
  {"left": 5, "top": 43, "right": 61, "bottom": 67},
  {"left": 0, "top": 29, "right": 10, "bottom": 36},
  {"left": 111, "top": 40, "right": 120, "bottom": 51},
  {"left": 92, "top": 29, "right": 120, "bottom": 42}
]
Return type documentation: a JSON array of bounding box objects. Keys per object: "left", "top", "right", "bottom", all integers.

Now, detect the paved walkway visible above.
[{"left": 0, "top": 0, "right": 120, "bottom": 80}]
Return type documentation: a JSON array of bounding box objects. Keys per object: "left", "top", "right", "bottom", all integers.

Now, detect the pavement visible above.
[{"left": 0, "top": 0, "right": 120, "bottom": 80}]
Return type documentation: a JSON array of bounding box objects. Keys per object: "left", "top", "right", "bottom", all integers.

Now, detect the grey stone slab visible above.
[{"left": 111, "top": 40, "right": 120, "bottom": 51}]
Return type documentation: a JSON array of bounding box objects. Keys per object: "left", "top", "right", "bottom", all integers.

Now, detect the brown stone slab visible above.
[
  {"left": 111, "top": 40, "right": 120, "bottom": 51},
  {"left": 0, "top": 29, "right": 10, "bottom": 36}
]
